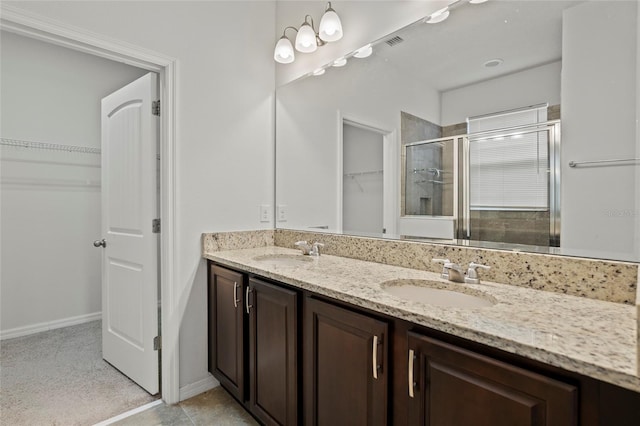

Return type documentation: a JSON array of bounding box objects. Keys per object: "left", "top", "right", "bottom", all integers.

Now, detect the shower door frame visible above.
[{"left": 459, "top": 120, "right": 562, "bottom": 247}]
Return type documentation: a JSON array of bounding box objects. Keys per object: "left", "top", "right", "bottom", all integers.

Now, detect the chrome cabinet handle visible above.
[
  {"left": 233, "top": 282, "right": 239, "bottom": 308},
  {"left": 408, "top": 349, "right": 415, "bottom": 398},
  {"left": 93, "top": 239, "right": 106, "bottom": 248},
  {"left": 245, "top": 287, "right": 253, "bottom": 314},
  {"left": 372, "top": 335, "right": 379, "bottom": 379}
]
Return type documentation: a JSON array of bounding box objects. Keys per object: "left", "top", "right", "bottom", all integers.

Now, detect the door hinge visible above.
[
  {"left": 152, "top": 218, "right": 161, "bottom": 233},
  {"left": 152, "top": 100, "right": 160, "bottom": 116},
  {"left": 153, "top": 335, "right": 161, "bottom": 351}
]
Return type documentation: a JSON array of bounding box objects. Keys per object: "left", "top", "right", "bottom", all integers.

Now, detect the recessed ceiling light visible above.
[
  {"left": 312, "top": 68, "right": 326, "bottom": 76},
  {"left": 333, "top": 57, "right": 347, "bottom": 67},
  {"left": 470, "top": 0, "right": 489, "bottom": 4},
  {"left": 483, "top": 58, "right": 504, "bottom": 68},
  {"left": 354, "top": 44, "right": 373, "bottom": 59}
]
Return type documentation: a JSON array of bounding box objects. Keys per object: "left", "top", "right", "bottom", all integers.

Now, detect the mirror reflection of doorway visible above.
[{"left": 342, "top": 122, "right": 384, "bottom": 235}]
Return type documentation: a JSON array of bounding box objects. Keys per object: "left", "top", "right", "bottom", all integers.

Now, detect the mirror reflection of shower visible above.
[
  {"left": 402, "top": 104, "right": 561, "bottom": 248},
  {"left": 404, "top": 140, "right": 455, "bottom": 216}
]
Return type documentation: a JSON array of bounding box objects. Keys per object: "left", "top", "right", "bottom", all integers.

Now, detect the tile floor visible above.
[{"left": 111, "top": 387, "right": 258, "bottom": 425}]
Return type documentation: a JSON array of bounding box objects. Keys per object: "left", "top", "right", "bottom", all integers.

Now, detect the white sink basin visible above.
[
  {"left": 381, "top": 279, "right": 496, "bottom": 309},
  {"left": 252, "top": 254, "right": 314, "bottom": 267}
]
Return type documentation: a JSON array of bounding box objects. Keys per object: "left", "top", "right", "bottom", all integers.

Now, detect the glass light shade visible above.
[
  {"left": 274, "top": 36, "right": 295, "bottom": 64},
  {"left": 333, "top": 57, "right": 347, "bottom": 67},
  {"left": 354, "top": 44, "right": 373, "bottom": 59},
  {"left": 295, "top": 23, "right": 318, "bottom": 53},
  {"left": 426, "top": 8, "right": 450, "bottom": 24},
  {"left": 319, "top": 9, "right": 343, "bottom": 42}
]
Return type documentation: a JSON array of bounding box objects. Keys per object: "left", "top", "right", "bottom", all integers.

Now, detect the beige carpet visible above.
[{"left": 0, "top": 320, "right": 158, "bottom": 425}]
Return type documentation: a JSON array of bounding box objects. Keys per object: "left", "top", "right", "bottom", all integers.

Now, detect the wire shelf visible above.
[{"left": 1, "top": 138, "right": 101, "bottom": 155}]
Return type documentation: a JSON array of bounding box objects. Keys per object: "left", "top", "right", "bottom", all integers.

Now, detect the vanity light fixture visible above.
[
  {"left": 425, "top": 6, "right": 450, "bottom": 24},
  {"left": 425, "top": 0, "right": 489, "bottom": 26},
  {"left": 274, "top": 28, "right": 296, "bottom": 63},
  {"left": 274, "top": 2, "right": 343, "bottom": 64},
  {"left": 333, "top": 57, "right": 347, "bottom": 67},
  {"left": 353, "top": 44, "right": 373, "bottom": 59},
  {"left": 312, "top": 68, "right": 326, "bottom": 76}
]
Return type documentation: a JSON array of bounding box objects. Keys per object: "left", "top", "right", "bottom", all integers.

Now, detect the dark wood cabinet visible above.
[
  {"left": 208, "top": 264, "right": 245, "bottom": 402},
  {"left": 304, "top": 297, "right": 388, "bottom": 426},
  {"left": 208, "top": 260, "right": 640, "bottom": 426},
  {"left": 406, "top": 331, "right": 578, "bottom": 426},
  {"left": 248, "top": 277, "right": 299, "bottom": 425},
  {"left": 208, "top": 264, "right": 299, "bottom": 425}
]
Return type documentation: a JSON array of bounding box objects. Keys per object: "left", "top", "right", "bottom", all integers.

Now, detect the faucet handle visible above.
[
  {"left": 295, "top": 240, "right": 311, "bottom": 255},
  {"left": 432, "top": 258, "right": 450, "bottom": 279},
  {"left": 310, "top": 241, "right": 324, "bottom": 256},
  {"left": 465, "top": 262, "right": 491, "bottom": 284}
]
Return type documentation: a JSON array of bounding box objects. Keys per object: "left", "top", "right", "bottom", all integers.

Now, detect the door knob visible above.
[{"left": 93, "top": 239, "right": 106, "bottom": 248}]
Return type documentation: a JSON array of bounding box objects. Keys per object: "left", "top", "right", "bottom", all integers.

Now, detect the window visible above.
[{"left": 468, "top": 105, "right": 549, "bottom": 210}]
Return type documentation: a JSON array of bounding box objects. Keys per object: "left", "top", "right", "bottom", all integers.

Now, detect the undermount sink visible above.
[
  {"left": 252, "top": 254, "right": 314, "bottom": 267},
  {"left": 381, "top": 279, "right": 496, "bottom": 309}
]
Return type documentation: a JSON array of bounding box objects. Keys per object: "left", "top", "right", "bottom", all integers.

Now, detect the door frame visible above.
[
  {"left": 1, "top": 5, "right": 180, "bottom": 403},
  {"left": 337, "top": 112, "right": 398, "bottom": 236}
]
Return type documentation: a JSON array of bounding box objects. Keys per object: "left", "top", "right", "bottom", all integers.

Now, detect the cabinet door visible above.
[
  {"left": 248, "top": 278, "right": 299, "bottom": 425},
  {"left": 407, "top": 332, "right": 577, "bottom": 426},
  {"left": 208, "top": 264, "right": 245, "bottom": 401},
  {"left": 304, "top": 297, "right": 388, "bottom": 426}
]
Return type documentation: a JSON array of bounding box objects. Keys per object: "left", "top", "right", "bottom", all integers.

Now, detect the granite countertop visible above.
[{"left": 203, "top": 246, "right": 639, "bottom": 393}]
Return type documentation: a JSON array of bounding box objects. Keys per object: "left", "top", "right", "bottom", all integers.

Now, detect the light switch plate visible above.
[
  {"left": 277, "top": 205, "right": 287, "bottom": 222},
  {"left": 259, "top": 205, "right": 271, "bottom": 223}
]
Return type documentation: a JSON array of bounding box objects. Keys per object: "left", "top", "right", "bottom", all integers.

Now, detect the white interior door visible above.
[{"left": 99, "top": 72, "right": 159, "bottom": 394}]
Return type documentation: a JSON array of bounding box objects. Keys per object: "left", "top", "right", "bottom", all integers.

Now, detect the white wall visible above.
[
  {"left": 3, "top": 0, "right": 276, "bottom": 393},
  {"left": 441, "top": 61, "right": 561, "bottom": 126},
  {"left": 636, "top": 1, "right": 640, "bottom": 261},
  {"left": 561, "top": 0, "right": 638, "bottom": 259},
  {"left": 276, "top": 51, "right": 439, "bottom": 231},
  {"left": 0, "top": 31, "right": 148, "bottom": 335},
  {"left": 275, "top": 0, "right": 448, "bottom": 86}
]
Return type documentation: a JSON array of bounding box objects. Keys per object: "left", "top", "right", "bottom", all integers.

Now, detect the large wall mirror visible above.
[{"left": 275, "top": 0, "right": 640, "bottom": 262}]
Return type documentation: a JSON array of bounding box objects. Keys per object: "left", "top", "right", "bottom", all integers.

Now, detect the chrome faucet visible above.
[
  {"left": 443, "top": 262, "right": 465, "bottom": 283},
  {"left": 294, "top": 240, "right": 324, "bottom": 256},
  {"left": 432, "top": 258, "right": 451, "bottom": 279},
  {"left": 432, "top": 258, "right": 491, "bottom": 284}
]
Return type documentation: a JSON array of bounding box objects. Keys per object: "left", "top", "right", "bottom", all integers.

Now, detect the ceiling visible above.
[{"left": 371, "top": 0, "right": 584, "bottom": 92}]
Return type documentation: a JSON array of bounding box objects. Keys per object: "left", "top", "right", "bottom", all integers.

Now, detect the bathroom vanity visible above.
[{"left": 203, "top": 236, "right": 640, "bottom": 425}]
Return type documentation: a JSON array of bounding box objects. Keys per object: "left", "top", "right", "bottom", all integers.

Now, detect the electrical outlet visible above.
[
  {"left": 277, "top": 205, "right": 287, "bottom": 222},
  {"left": 259, "top": 205, "right": 271, "bottom": 223}
]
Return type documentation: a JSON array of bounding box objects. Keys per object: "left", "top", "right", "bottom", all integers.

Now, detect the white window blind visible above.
[{"left": 468, "top": 106, "right": 548, "bottom": 210}]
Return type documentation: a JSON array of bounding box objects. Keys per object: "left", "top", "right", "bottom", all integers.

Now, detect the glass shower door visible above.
[{"left": 460, "top": 122, "right": 560, "bottom": 247}]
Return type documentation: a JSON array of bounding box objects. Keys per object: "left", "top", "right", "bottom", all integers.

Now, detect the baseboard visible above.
[
  {"left": 179, "top": 374, "right": 219, "bottom": 401},
  {"left": 0, "top": 312, "right": 102, "bottom": 340},
  {"left": 93, "top": 400, "right": 163, "bottom": 426}
]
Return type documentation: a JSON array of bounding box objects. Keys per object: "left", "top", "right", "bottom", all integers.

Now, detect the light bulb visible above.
[
  {"left": 319, "top": 6, "right": 343, "bottom": 42},
  {"left": 274, "top": 36, "right": 295, "bottom": 64},
  {"left": 354, "top": 44, "right": 373, "bottom": 59},
  {"left": 426, "top": 7, "right": 450, "bottom": 24},
  {"left": 295, "top": 22, "right": 317, "bottom": 53},
  {"left": 333, "top": 57, "right": 347, "bottom": 67}
]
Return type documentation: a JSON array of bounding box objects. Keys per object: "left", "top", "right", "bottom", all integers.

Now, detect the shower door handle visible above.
[{"left": 93, "top": 239, "right": 106, "bottom": 248}]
